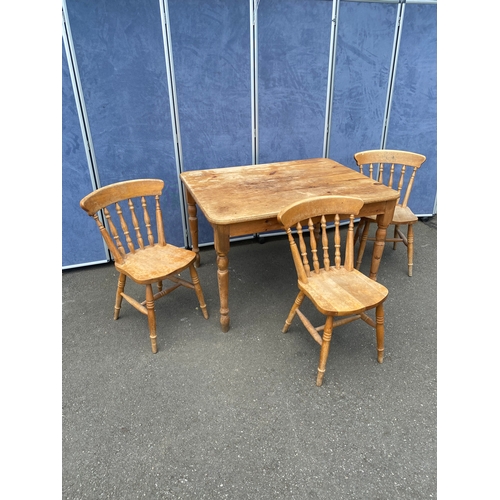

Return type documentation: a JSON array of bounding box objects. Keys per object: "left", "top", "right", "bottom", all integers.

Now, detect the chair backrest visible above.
[
  {"left": 80, "top": 179, "right": 166, "bottom": 264},
  {"left": 354, "top": 149, "right": 426, "bottom": 208},
  {"left": 278, "top": 196, "right": 364, "bottom": 284}
]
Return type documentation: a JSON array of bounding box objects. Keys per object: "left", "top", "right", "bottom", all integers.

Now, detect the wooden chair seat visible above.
[
  {"left": 362, "top": 204, "right": 418, "bottom": 225},
  {"left": 115, "top": 244, "right": 197, "bottom": 284},
  {"left": 80, "top": 179, "right": 209, "bottom": 353},
  {"left": 353, "top": 149, "right": 426, "bottom": 277},
  {"left": 298, "top": 267, "right": 387, "bottom": 316},
  {"left": 278, "top": 195, "right": 389, "bottom": 386}
]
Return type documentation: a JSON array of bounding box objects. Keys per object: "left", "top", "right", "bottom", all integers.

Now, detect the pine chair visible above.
[
  {"left": 353, "top": 149, "right": 426, "bottom": 277},
  {"left": 277, "top": 195, "right": 389, "bottom": 387},
  {"left": 80, "top": 179, "right": 209, "bottom": 353}
]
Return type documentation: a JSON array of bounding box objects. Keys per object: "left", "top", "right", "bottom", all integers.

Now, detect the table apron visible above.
[
  {"left": 228, "top": 219, "right": 282, "bottom": 237},
  {"left": 223, "top": 200, "right": 393, "bottom": 238}
]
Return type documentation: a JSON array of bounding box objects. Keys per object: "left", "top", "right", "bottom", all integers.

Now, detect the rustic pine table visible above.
[{"left": 180, "top": 158, "right": 399, "bottom": 332}]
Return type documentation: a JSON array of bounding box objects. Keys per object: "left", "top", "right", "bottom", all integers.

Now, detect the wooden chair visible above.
[
  {"left": 277, "top": 195, "right": 389, "bottom": 386},
  {"left": 353, "top": 149, "right": 426, "bottom": 277},
  {"left": 80, "top": 179, "right": 209, "bottom": 353}
]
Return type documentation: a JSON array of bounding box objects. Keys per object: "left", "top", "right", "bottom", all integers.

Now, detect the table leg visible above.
[
  {"left": 185, "top": 190, "right": 200, "bottom": 267},
  {"left": 370, "top": 200, "right": 396, "bottom": 281},
  {"left": 214, "top": 224, "right": 231, "bottom": 332}
]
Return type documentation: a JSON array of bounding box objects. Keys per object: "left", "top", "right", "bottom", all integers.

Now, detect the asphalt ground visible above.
[{"left": 61, "top": 218, "right": 437, "bottom": 499}]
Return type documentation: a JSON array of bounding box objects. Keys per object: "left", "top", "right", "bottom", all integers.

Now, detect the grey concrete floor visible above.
[{"left": 62, "top": 218, "right": 437, "bottom": 499}]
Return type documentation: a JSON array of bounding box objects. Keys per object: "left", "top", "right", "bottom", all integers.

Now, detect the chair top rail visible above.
[
  {"left": 278, "top": 195, "right": 363, "bottom": 229},
  {"left": 80, "top": 179, "right": 164, "bottom": 215}
]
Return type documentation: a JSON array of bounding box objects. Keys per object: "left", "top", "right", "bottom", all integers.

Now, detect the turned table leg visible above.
[
  {"left": 214, "top": 224, "right": 231, "bottom": 332},
  {"left": 185, "top": 190, "right": 200, "bottom": 267},
  {"left": 369, "top": 200, "right": 396, "bottom": 281}
]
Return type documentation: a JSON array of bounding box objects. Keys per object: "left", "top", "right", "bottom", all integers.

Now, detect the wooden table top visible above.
[{"left": 180, "top": 158, "right": 400, "bottom": 225}]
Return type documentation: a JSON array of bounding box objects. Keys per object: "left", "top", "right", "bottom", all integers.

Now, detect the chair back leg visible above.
[
  {"left": 316, "top": 316, "right": 334, "bottom": 386},
  {"left": 114, "top": 273, "right": 127, "bottom": 320},
  {"left": 407, "top": 223, "right": 415, "bottom": 277}
]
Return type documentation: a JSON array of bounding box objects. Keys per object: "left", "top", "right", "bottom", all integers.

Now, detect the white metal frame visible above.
[
  {"left": 62, "top": 0, "right": 109, "bottom": 268},
  {"left": 380, "top": 1, "right": 405, "bottom": 150},
  {"left": 158, "top": 0, "right": 191, "bottom": 247},
  {"left": 250, "top": 0, "right": 260, "bottom": 165},
  {"left": 61, "top": 1, "right": 101, "bottom": 193},
  {"left": 323, "top": 0, "right": 341, "bottom": 159}
]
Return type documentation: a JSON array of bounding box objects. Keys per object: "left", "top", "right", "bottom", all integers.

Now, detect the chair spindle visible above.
[
  {"left": 388, "top": 163, "right": 395, "bottom": 189},
  {"left": 345, "top": 214, "right": 355, "bottom": 271},
  {"left": 142, "top": 196, "right": 154, "bottom": 246},
  {"left": 401, "top": 168, "right": 417, "bottom": 208},
  {"left": 334, "top": 214, "right": 341, "bottom": 269},
  {"left": 155, "top": 195, "right": 166, "bottom": 246},
  {"left": 297, "top": 222, "right": 310, "bottom": 277},
  {"left": 321, "top": 215, "right": 330, "bottom": 271},
  {"left": 396, "top": 164, "right": 406, "bottom": 198},
  {"left": 129, "top": 198, "right": 144, "bottom": 250},
  {"left": 104, "top": 207, "right": 126, "bottom": 257},
  {"left": 116, "top": 201, "right": 135, "bottom": 253},
  {"left": 309, "top": 218, "right": 320, "bottom": 274}
]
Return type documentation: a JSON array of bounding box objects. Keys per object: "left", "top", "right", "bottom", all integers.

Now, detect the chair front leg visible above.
[
  {"left": 354, "top": 219, "right": 365, "bottom": 245},
  {"left": 393, "top": 224, "right": 400, "bottom": 250},
  {"left": 282, "top": 291, "right": 305, "bottom": 333},
  {"left": 316, "top": 316, "right": 334, "bottom": 386},
  {"left": 114, "top": 273, "right": 127, "bottom": 320},
  {"left": 376, "top": 303, "right": 384, "bottom": 363},
  {"left": 356, "top": 219, "right": 371, "bottom": 270},
  {"left": 145, "top": 284, "right": 158, "bottom": 354}
]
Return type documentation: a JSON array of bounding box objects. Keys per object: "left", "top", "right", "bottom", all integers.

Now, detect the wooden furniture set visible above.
[
  {"left": 80, "top": 151, "right": 425, "bottom": 386},
  {"left": 80, "top": 179, "right": 209, "bottom": 354}
]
